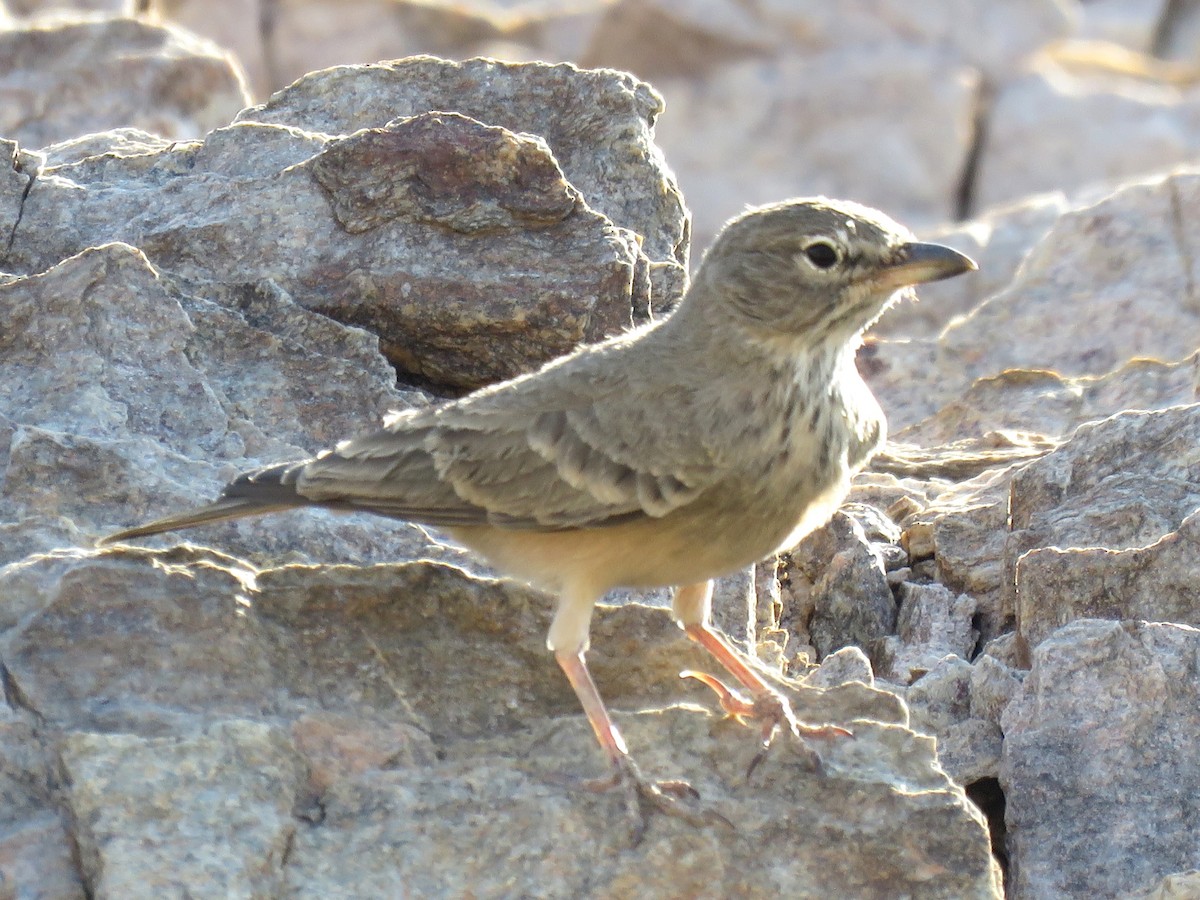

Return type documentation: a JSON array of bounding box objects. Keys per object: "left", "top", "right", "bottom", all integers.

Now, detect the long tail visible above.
[{"left": 98, "top": 460, "right": 310, "bottom": 545}]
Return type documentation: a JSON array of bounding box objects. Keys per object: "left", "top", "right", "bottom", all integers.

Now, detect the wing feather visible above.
[{"left": 294, "top": 332, "right": 723, "bottom": 530}]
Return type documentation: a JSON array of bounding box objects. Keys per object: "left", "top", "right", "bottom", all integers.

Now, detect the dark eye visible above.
[{"left": 804, "top": 241, "right": 840, "bottom": 269}]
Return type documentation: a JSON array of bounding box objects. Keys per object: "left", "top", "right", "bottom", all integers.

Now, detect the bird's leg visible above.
[
  {"left": 555, "top": 648, "right": 727, "bottom": 840},
  {"left": 546, "top": 590, "right": 728, "bottom": 839},
  {"left": 672, "top": 581, "right": 852, "bottom": 777}
]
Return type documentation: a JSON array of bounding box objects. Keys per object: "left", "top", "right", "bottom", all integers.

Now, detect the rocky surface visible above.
[
  {"left": 4, "top": 2, "right": 1200, "bottom": 898},
  {"left": 0, "top": 14, "right": 250, "bottom": 148}
]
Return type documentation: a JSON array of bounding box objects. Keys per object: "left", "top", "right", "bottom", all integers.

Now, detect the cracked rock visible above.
[{"left": 1001, "top": 619, "right": 1200, "bottom": 899}]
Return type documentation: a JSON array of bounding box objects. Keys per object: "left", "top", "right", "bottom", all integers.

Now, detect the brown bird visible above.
[{"left": 101, "top": 197, "right": 975, "bottom": 827}]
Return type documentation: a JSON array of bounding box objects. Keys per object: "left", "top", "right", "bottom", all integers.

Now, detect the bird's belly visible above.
[{"left": 449, "top": 467, "right": 851, "bottom": 595}]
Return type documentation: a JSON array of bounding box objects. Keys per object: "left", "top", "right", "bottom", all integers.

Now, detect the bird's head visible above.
[{"left": 687, "top": 198, "right": 976, "bottom": 351}]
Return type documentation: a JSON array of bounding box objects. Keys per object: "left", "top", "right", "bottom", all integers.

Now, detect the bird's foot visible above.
[
  {"left": 560, "top": 755, "right": 732, "bottom": 845},
  {"left": 681, "top": 670, "right": 853, "bottom": 778}
]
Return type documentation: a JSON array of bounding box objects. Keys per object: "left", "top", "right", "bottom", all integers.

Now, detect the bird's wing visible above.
[{"left": 295, "top": 360, "right": 722, "bottom": 531}]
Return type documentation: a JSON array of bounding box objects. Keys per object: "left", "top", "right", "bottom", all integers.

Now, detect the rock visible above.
[
  {"left": 0, "top": 710, "right": 84, "bottom": 898},
  {"left": 0, "top": 15, "right": 250, "bottom": 149},
  {"left": 9, "top": 107, "right": 653, "bottom": 392},
  {"left": 61, "top": 722, "right": 303, "bottom": 897},
  {"left": 0, "top": 548, "right": 1000, "bottom": 897},
  {"left": 804, "top": 645, "right": 875, "bottom": 689},
  {"left": 650, "top": 47, "right": 978, "bottom": 250},
  {"left": 1001, "top": 619, "right": 1200, "bottom": 899},
  {"left": 896, "top": 353, "right": 1200, "bottom": 446},
  {"left": 900, "top": 463, "right": 1017, "bottom": 642},
  {"left": 904, "top": 655, "right": 1003, "bottom": 786},
  {"left": 236, "top": 56, "right": 687, "bottom": 275},
  {"left": 868, "top": 171, "right": 1200, "bottom": 433},
  {"left": 906, "top": 655, "right": 972, "bottom": 735},
  {"left": 754, "top": 0, "right": 1074, "bottom": 82},
  {"left": 1016, "top": 507, "right": 1200, "bottom": 649},
  {"left": 283, "top": 707, "right": 999, "bottom": 898},
  {"left": 875, "top": 582, "right": 979, "bottom": 684},
  {"left": 788, "top": 511, "right": 897, "bottom": 663},
  {"left": 0, "top": 242, "right": 452, "bottom": 564},
  {"left": 264, "top": 0, "right": 505, "bottom": 92},
  {"left": 1129, "top": 869, "right": 1200, "bottom": 899},
  {"left": 1006, "top": 404, "right": 1200, "bottom": 645},
  {"left": 576, "top": 0, "right": 776, "bottom": 80},
  {"left": 976, "top": 55, "right": 1200, "bottom": 211},
  {"left": 0, "top": 814, "right": 85, "bottom": 900},
  {"left": 969, "top": 651, "right": 1024, "bottom": 725}
]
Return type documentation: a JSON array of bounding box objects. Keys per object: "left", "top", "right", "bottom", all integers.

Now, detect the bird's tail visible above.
[{"left": 98, "top": 459, "right": 310, "bottom": 545}]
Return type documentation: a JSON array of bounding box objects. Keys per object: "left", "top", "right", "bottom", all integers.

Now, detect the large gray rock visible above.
[
  {"left": 0, "top": 14, "right": 250, "bottom": 148},
  {"left": 0, "top": 549, "right": 1002, "bottom": 898},
  {"left": 236, "top": 56, "right": 688, "bottom": 274},
  {"left": 7, "top": 112, "right": 655, "bottom": 392},
  {"left": 0, "top": 242, "right": 452, "bottom": 566},
  {"left": 1016, "top": 510, "right": 1200, "bottom": 649},
  {"left": 1007, "top": 405, "right": 1200, "bottom": 648},
  {"left": 1002, "top": 619, "right": 1200, "bottom": 899}
]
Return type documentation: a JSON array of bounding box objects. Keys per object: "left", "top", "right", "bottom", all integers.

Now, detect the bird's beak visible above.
[{"left": 879, "top": 242, "right": 977, "bottom": 290}]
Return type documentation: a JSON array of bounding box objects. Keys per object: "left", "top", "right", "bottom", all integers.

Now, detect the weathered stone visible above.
[
  {"left": 755, "top": 0, "right": 1073, "bottom": 81},
  {"left": 0, "top": 813, "right": 85, "bottom": 900},
  {"left": 907, "top": 655, "right": 972, "bottom": 735},
  {"left": 897, "top": 353, "right": 1200, "bottom": 446},
  {"left": 651, "top": 47, "right": 978, "bottom": 250},
  {"left": 977, "top": 57, "right": 1200, "bottom": 210},
  {"left": 1006, "top": 405, "right": 1200, "bottom": 640},
  {"left": 0, "top": 242, "right": 443, "bottom": 564},
  {"left": 0, "top": 543, "right": 997, "bottom": 897},
  {"left": 283, "top": 707, "right": 998, "bottom": 899},
  {"left": 875, "top": 582, "right": 979, "bottom": 684},
  {"left": 1128, "top": 869, "right": 1200, "bottom": 899},
  {"left": 804, "top": 645, "right": 875, "bottom": 689},
  {"left": 577, "top": 0, "right": 776, "bottom": 80},
  {"left": 8, "top": 112, "right": 648, "bottom": 392},
  {"left": 868, "top": 171, "right": 1200, "bottom": 433},
  {"left": 0, "top": 15, "right": 249, "bottom": 149},
  {"left": 969, "top": 652, "right": 1024, "bottom": 725},
  {"left": 61, "top": 721, "right": 303, "bottom": 897},
  {"left": 1002, "top": 619, "right": 1200, "bottom": 899},
  {"left": 901, "top": 463, "right": 1017, "bottom": 642},
  {"left": 1016, "top": 507, "right": 1200, "bottom": 649},
  {"left": 903, "top": 655, "right": 1003, "bottom": 785},
  {"left": 790, "top": 512, "right": 897, "bottom": 662},
  {"left": 236, "top": 56, "right": 687, "bottom": 273}
]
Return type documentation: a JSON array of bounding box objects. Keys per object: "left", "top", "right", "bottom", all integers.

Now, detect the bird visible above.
[{"left": 101, "top": 197, "right": 975, "bottom": 830}]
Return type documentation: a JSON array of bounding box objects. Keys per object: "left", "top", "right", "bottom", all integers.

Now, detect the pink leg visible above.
[
  {"left": 672, "top": 582, "right": 851, "bottom": 776},
  {"left": 553, "top": 648, "right": 728, "bottom": 840}
]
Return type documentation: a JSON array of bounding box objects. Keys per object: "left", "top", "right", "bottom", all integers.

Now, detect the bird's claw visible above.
[
  {"left": 680, "top": 669, "right": 853, "bottom": 779},
  {"left": 569, "top": 755, "right": 731, "bottom": 845}
]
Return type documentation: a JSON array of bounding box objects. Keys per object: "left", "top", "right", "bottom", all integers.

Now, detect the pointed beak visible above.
[{"left": 879, "top": 241, "right": 977, "bottom": 290}]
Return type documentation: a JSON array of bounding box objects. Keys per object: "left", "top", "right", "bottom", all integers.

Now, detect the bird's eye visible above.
[{"left": 803, "top": 241, "right": 841, "bottom": 270}]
